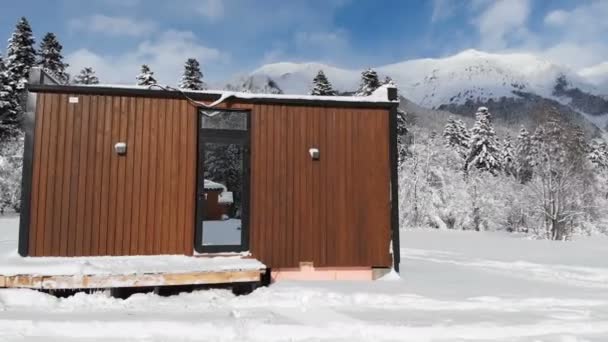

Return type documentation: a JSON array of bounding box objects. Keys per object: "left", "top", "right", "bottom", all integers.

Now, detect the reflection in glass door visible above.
[
  {"left": 202, "top": 142, "right": 244, "bottom": 246},
  {"left": 195, "top": 109, "right": 249, "bottom": 253}
]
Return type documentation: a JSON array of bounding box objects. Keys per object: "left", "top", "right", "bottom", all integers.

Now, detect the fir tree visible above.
[
  {"left": 37, "top": 32, "right": 69, "bottom": 84},
  {"left": 502, "top": 135, "right": 516, "bottom": 177},
  {"left": 443, "top": 117, "right": 470, "bottom": 158},
  {"left": 465, "top": 107, "right": 501, "bottom": 174},
  {"left": 136, "top": 64, "right": 157, "bottom": 86},
  {"left": 515, "top": 126, "right": 533, "bottom": 183},
  {"left": 0, "top": 55, "right": 21, "bottom": 140},
  {"left": 73, "top": 67, "right": 99, "bottom": 85},
  {"left": 179, "top": 58, "right": 205, "bottom": 90},
  {"left": 5, "top": 17, "right": 36, "bottom": 90},
  {"left": 355, "top": 68, "right": 381, "bottom": 96},
  {"left": 589, "top": 139, "right": 608, "bottom": 169},
  {"left": 396, "top": 108, "right": 408, "bottom": 164},
  {"left": 310, "top": 70, "right": 335, "bottom": 96}
]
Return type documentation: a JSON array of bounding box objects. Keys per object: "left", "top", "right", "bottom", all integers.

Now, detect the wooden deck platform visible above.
[{"left": 0, "top": 269, "right": 264, "bottom": 290}]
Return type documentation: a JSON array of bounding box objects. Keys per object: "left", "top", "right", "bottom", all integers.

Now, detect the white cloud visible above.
[
  {"left": 543, "top": 10, "right": 568, "bottom": 26},
  {"left": 475, "top": 0, "right": 531, "bottom": 50},
  {"left": 67, "top": 30, "right": 225, "bottom": 85},
  {"left": 68, "top": 15, "right": 157, "bottom": 37},
  {"left": 195, "top": 0, "right": 225, "bottom": 21},
  {"left": 465, "top": 0, "right": 608, "bottom": 72},
  {"left": 536, "top": 1, "right": 608, "bottom": 69}
]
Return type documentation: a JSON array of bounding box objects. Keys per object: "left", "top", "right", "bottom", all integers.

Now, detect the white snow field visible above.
[{"left": 1, "top": 216, "right": 608, "bottom": 341}]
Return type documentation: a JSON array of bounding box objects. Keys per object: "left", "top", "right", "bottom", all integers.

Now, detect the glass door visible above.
[{"left": 195, "top": 109, "right": 250, "bottom": 253}]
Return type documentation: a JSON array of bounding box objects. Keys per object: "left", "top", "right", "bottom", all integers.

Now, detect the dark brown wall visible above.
[
  {"left": 28, "top": 93, "right": 197, "bottom": 256},
  {"left": 248, "top": 104, "right": 392, "bottom": 268},
  {"left": 27, "top": 91, "right": 392, "bottom": 268}
]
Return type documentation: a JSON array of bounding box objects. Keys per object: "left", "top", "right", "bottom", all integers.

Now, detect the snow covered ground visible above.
[{"left": 0, "top": 216, "right": 607, "bottom": 341}]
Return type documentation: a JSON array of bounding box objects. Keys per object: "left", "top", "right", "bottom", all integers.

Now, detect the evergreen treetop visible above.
[
  {"left": 355, "top": 68, "right": 381, "bottom": 96},
  {"left": 136, "top": 64, "right": 157, "bottom": 86},
  {"left": 179, "top": 58, "right": 205, "bottom": 90},
  {"left": 465, "top": 107, "right": 501, "bottom": 174},
  {"left": 443, "top": 117, "right": 470, "bottom": 157},
  {"left": 73, "top": 67, "right": 99, "bottom": 85},
  {"left": 6, "top": 17, "right": 36, "bottom": 90},
  {"left": 502, "top": 135, "right": 516, "bottom": 176},
  {"left": 515, "top": 126, "right": 533, "bottom": 183},
  {"left": 0, "top": 55, "right": 21, "bottom": 140},
  {"left": 310, "top": 70, "right": 335, "bottom": 96},
  {"left": 37, "top": 32, "right": 69, "bottom": 84}
]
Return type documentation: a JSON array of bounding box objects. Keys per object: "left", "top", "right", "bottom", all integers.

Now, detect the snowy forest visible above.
[{"left": 1, "top": 16, "right": 608, "bottom": 239}]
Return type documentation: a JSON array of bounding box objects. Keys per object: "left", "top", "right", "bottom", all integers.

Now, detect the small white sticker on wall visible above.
[{"left": 69, "top": 97, "right": 79, "bottom": 104}]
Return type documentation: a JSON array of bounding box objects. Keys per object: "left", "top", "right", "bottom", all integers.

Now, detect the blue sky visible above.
[{"left": 0, "top": 0, "right": 606, "bottom": 85}]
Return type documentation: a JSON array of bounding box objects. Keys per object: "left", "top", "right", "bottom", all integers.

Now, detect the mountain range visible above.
[{"left": 233, "top": 49, "right": 608, "bottom": 133}]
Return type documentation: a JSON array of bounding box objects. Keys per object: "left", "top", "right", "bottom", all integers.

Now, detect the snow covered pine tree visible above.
[
  {"left": 2, "top": 17, "right": 36, "bottom": 139},
  {"left": 589, "top": 139, "right": 608, "bottom": 169},
  {"left": 443, "top": 117, "right": 470, "bottom": 157},
  {"left": 310, "top": 70, "right": 336, "bottom": 96},
  {"left": 37, "top": 32, "right": 69, "bottom": 84},
  {"left": 0, "top": 55, "right": 21, "bottom": 141},
  {"left": 355, "top": 68, "right": 381, "bottom": 96},
  {"left": 136, "top": 64, "right": 157, "bottom": 86},
  {"left": 515, "top": 126, "right": 533, "bottom": 183},
  {"left": 501, "top": 135, "right": 516, "bottom": 177},
  {"left": 465, "top": 107, "right": 501, "bottom": 174},
  {"left": 179, "top": 58, "right": 206, "bottom": 90},
  {"left": 5, "top": 17, "right": 36, "bottom": 91},
  {"left": 73, "top": 67, "right": 99, "bottom": 85}
]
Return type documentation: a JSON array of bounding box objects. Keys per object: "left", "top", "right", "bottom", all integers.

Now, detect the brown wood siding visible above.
[
  {"left": 28, "top": 93, "right": 197, "bottom": 256},
  {"left": 248, "top": 105, "right": 392, "bottom": 268},
  {"left": 27, "top": 92, "right": 391, "bottom": 267}
]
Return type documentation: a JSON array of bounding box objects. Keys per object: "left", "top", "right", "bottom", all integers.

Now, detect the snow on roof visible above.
[
  {"left": 63, "top": 83, "right": 399, "bottom": 105},
  {"left": 204, "top": 179, "right": 227, "bottom": 191}
]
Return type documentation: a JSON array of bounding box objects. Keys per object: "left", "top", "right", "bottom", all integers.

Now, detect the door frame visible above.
[{"left": 194, "top": 109, "right": 251, "bottom": 254}]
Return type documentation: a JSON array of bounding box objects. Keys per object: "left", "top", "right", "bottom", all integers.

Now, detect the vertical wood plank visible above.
[
  {"left": 74, "top": 95, "right": 90, "bottom": 256},
  {"left": 266, "top": 105, "right": 276, "bottom": 265},
  {"left": 55, "top": 94, "right": 70, "bottom": 256},
  {"left": 276, "top": 106, "right": 286, "bottom": 267},
  {"left": 98, "top": 96, "right": 113, "bottom": 255},
  {"left": 137, "top": 97, "right": 151, "bottom": 255},
  {"left": 318, "top": 105, "right": 328, "bottom": 266},
  {"left": 107, "top": 96, "right": 121, "bottom": 255},
  {"left": 312, "top": 106, "right": 321, "bottom": 264},
  {"left": 176, "top": 100, "right": 187, "bottom": 254},
  {"left": 113, "top": 97, "right": 128, "bottom": 254},
  {"left": 82, "top": 95, "right": 98, "bottom": 255},
  {"left": 168, "top": 99, "right": 179, "bottom": 253},
  {"left": 122, "top": 96, "right": 136, "bottom": 254},
  {"left": 91, "top": 96, "right": 106, "bottom": 255},
  {"left": 131, "top": 98, "right": 144, "bottom": 254},
  {"left": 284, "top": 106, "right": 293, "bottom": 267},
  {"left": 154, "top": 99, "right": 167, "bottom": 253},
  {"left": 146, "top": 98, "right": 159, "bottom": 254}
]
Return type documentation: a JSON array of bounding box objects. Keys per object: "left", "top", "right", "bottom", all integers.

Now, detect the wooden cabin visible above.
[{"left": 15, "top": 68, "right": 400, "bottom": 285}]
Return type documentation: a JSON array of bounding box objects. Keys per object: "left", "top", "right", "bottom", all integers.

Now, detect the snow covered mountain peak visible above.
[{"left": 249, "top": 50, "right": 599, "bottom": 109}]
